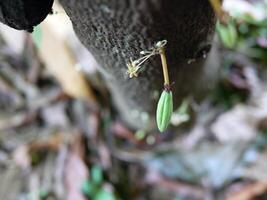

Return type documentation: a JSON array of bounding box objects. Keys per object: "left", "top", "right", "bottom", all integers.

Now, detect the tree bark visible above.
[
  {"left": 0, "top": 0, "right": 53, "bottom": 32},
  {"left": 60, "top": 0, "right": 218, "bottom": 130},
  {"left": 0, "top": 0, "right": 219, "bottom": 131}
]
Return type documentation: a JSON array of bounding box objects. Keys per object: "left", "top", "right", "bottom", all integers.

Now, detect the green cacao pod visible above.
[
  {"left": 216, "top": 21, "right": 237, "bottom": 49},
  {"left": 156, "top": 89, "right": 173, "bottom": 132}
]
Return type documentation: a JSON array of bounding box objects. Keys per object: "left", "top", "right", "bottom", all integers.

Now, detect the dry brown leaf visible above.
[
  {"left": 13, "top": 133, "right": 67, "bottom": 168},
  {"left": 38, "top": 22, "right": 96, "bottom": 103},
  {"left": 0, "top": 111, "right": 36, "bottom": 131},
  {"left": 211, "top": 105, "right": 257, "bottom": 142},
  {"left": 13, "top": 145, "right": 31, "bottom": 169},
  {"left": 146, "top": 169, "right": 206, "bottom": 199},
  {"left": 211, "top": 92, "right": 267, "bottom": 142},
  {"left": 28, "top": 134, "right": 65, "bottom": 152},
  {"left": 65, "top": 133, "right": 88, "bottom": 200},
  {"left": 227, "top": 181, "right": 267, "bottom": 200}
]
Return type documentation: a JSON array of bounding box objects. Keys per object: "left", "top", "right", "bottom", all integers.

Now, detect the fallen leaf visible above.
[
  {"left": 146, "top": 169, "right": 206, "bottom": 200},
  {"left": 40, "top": 102, "right": 69, "bottom": 127},
  {"left": 146, "top": 141, "right": 249, "bottom": 187},
  {"left": 12, "top": 133, "right": 67, "bottom": 168},
  {"left": 211, "top": 92, "right": 267, "bottom": 142},
  {"left": 65, "top": 133, "right": 88, "bottom": 200},
  {"left": 227, "top": 181, "right": 267, "bottom": 200},
  {"left": 38, "top": 22, "right": 96, "bottom": 103},
  {"left": 13, "top": 145, "right": 31, "bottom": 169},
  {"left": 239, "top": 148, "right": 267, "bottom": 181},
  {"left": 0, "top": 111, "right": 36, "bottom": 131}
]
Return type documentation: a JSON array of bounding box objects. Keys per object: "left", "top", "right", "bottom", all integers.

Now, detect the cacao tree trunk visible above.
[
  {"left": 0, "top": 0, "right": 219, "bottom": 130},
  {"left": 60, "top": 0, "right": 218, "bottom": 130}
]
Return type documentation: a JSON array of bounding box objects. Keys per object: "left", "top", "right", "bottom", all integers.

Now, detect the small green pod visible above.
[
  {"left": 156, "top": 89, "right": 173, "bottom": 132},
  {"left": 216, "top": 21, "right": 237, "bottom": 49}
]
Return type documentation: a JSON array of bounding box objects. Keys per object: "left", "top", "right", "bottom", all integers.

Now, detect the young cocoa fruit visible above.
[
  {"left": 156, "top": 89, "right": 173, "bottom": 132},
  {"left": 217, "top": 21, "right": 237, "bottom": 49}
]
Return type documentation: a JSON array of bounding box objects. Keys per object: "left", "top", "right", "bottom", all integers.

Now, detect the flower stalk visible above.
[
  {"left": 208, "top": 0, "right": 223, "bottom": 20},
  {"left": 159, "top": 48, "right": 170, "bottom": 86}
]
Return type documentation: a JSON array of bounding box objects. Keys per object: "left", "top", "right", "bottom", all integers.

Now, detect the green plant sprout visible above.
[
  {"left": 170, "top": 98, "right": 190, "bottom": 126},
  {"left": 82, "top": 165, "right": 118, "bottom": 200}
]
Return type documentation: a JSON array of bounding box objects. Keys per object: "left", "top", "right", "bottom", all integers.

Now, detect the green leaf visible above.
[
  {"left": 82, "top": 180, "right": 98, "bottom": 197},
  {"left": 39, "top": 188, "right": 49, "bottom": 199},
  {"left": 91, "top": 165, "right": 103, "bottom": 185},
  {"left": 135, "top": 129, "right": 146, "bottom": 140},
  {"left": 156, "top": 89, "right": 173, "bottom": 132},
  {"left": 216, "top": 21, "right": 237, "bottom": 49},
  {"left": 94, "top": 188, "right": 117, "bottom": 200},
  {"left": 241, "top": 14, "right": 267, "bottom": 27}
]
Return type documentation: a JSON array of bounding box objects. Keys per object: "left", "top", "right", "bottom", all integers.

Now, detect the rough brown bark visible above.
[{"left": 60, "top": 0, "right": 218, "bottom": 130}]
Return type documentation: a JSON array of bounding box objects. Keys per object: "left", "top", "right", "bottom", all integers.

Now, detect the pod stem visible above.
[
  {"left": 208, "top": 0, "right": 222, "bottom": 16},
  {"left": 159, "top": 48, "right": 170, "bottom": 86},
  {"left": 208, "top": 0, "right": 226, "bottom": 23}
]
